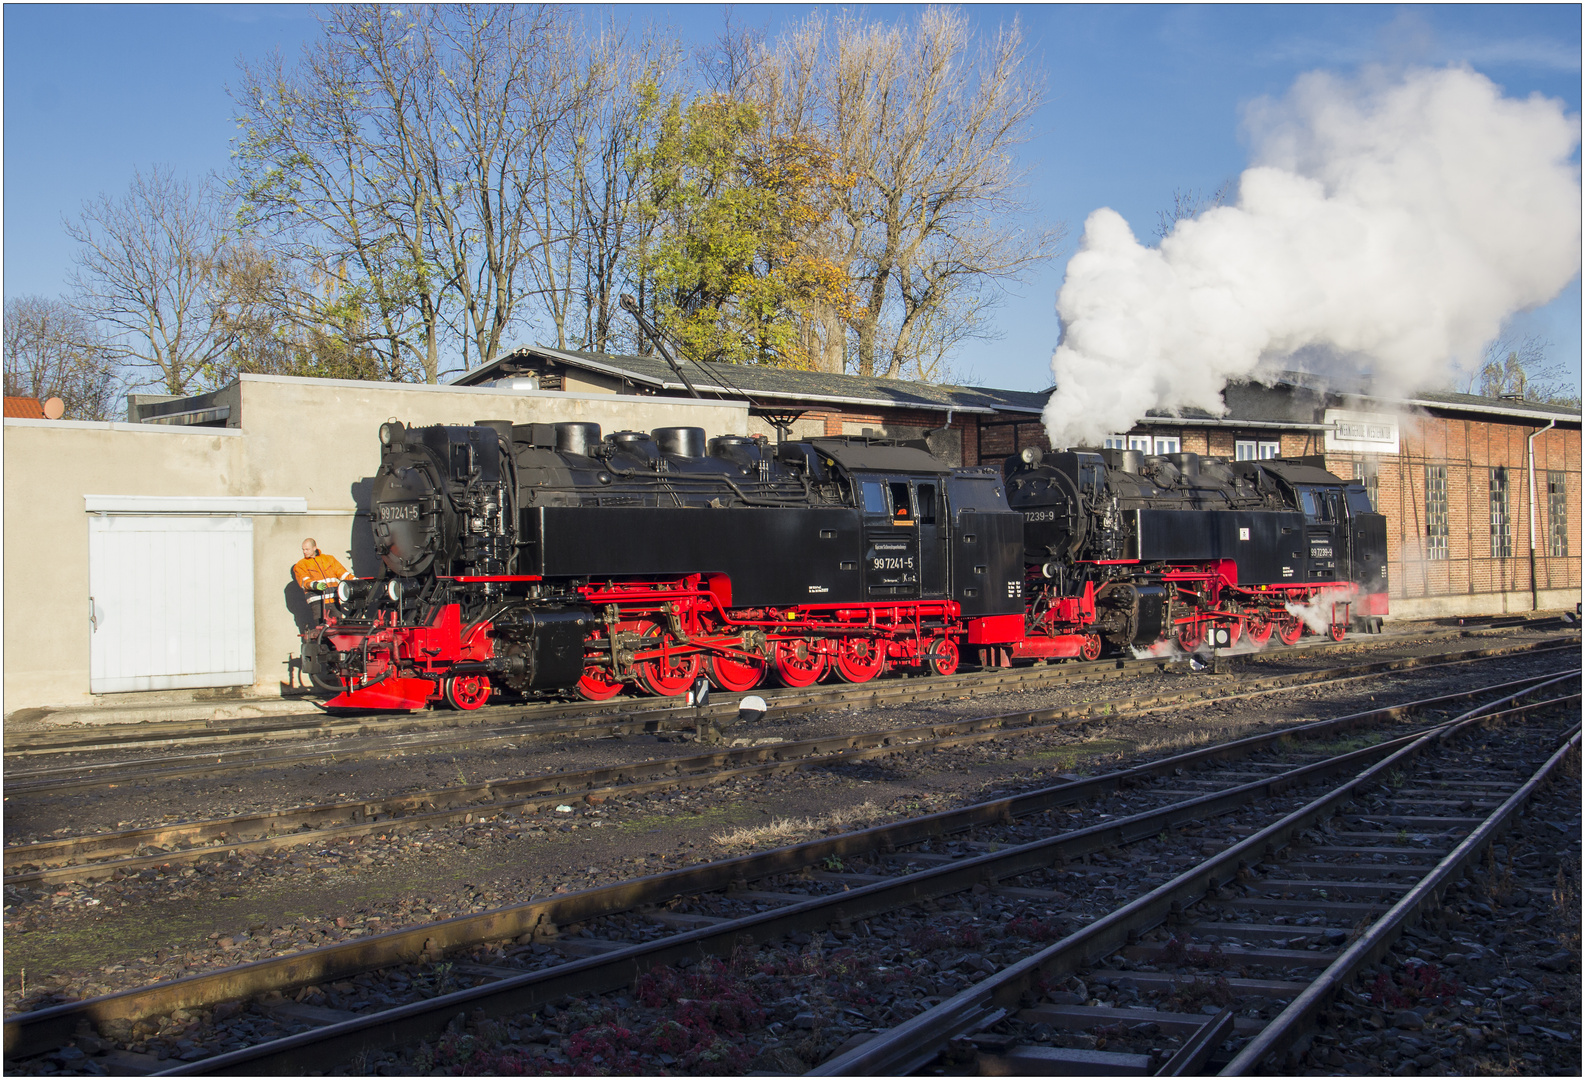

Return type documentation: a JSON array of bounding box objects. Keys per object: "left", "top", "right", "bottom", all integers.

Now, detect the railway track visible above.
[
  {"left": 5, "top": 617, "right": 1567, "bottom": 766},
  {"left": 3, "top": 636, "right": 1573, "bottom": 801},
  {"left": 4, "top": 643, "right": 1574, "bottom": 890},
  {"left": 3, "top": 668, "right": 1575, "bottom": 1074}
]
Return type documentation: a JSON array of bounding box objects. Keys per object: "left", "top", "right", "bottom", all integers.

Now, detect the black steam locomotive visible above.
[
  {"left": 304, "top": 420, "right": 1387, "bottom": 710},
  {"left": 1000, "top": 447, "right": 1388, "bottom": 663},
  {"left": 306, "top": 420, "right": 1025, "bottom": 710}
]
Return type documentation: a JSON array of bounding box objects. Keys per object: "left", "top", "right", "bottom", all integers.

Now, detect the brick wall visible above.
[{"left": 1325, "top": 416, "right": 1580, "bottom": 602}]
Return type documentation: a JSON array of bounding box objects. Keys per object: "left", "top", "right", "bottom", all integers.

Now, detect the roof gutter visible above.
[{"left": 1401, "top": 397, "right": 1581, "bottom": 424}]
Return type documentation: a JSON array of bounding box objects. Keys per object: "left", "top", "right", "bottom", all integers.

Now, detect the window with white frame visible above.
[
  {"left": 1103, "top": 435, "right": 1128, "bottom": 450},
  {"left": 1258, "top": 439, "right": 1281, "bottom": 459},
  {"left": 1235, "top": 439, "right": 1257, "bottom": 461},
  {"left": 1152, "top": 435, "right": 1180, "bottom": 454}
]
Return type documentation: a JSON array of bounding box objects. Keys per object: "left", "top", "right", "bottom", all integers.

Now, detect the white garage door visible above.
[{"left": 88, "top": 515, "right": 255, "bottom": 693}]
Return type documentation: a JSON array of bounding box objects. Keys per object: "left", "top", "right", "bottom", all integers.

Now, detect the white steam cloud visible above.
[{"left": 1043, "top": 65, "right": 1581, "bottom": 449}]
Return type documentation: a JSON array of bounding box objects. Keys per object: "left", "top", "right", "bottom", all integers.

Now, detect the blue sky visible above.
[{"left": 4, "top": 4, "right": 1580, "bottom": 393}]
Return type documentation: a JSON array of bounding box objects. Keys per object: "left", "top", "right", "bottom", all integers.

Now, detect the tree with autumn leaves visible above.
[{"left": 635, "top": 89, "right": 861, "bottom": 368}]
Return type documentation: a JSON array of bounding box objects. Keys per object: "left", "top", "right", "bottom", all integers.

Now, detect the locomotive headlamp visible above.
[
  {"left": 379, "top": 421, "right": 405, "bottom": 447},
  {"left": 386, "top": 579, "right": 405, "bottom": 602},
  {"left": 1020, "top": 446, "right": 1044, "bottom": 466},
  {"left": 336, "top": 580, "right": 353, "bottom": 604}
]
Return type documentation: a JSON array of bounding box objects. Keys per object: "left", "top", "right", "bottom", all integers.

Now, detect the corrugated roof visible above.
[{"left": 4, "top": 396, "right": 45, "bottom": 418}]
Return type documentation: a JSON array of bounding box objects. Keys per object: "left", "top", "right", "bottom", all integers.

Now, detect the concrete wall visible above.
[{"left": 3, "top": 374, "right": 748, "bottom": 714}]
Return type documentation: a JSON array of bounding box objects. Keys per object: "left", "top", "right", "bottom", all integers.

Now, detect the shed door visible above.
[{"left": 88, "top": 515, "right": 255, "bottom": 693}]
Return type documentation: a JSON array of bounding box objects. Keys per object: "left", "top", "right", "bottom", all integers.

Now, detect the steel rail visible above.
[
  {"left": 157, "top": 685, "right": 1581, "bottom": 1076},
  {"left": 5, "top": 639, "right": 1572, "bottom": 801},
  {"left": 6, "top": 650, "right": 1575, "bottom": 886},
  {"left": 1220, "top": 723, "right": 1584, "bottom": 1073},
  {"left": 7, "top": 622, "right": 1568, "bottom": 760},
  {"left": 810, "top": 673, "right": 1580, "bottom": 1075},
  {"left": 3, "top": 673, "right": 1572, "bottom": 1067}
]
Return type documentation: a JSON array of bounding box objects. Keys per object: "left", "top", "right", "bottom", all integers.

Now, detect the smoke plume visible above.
[{"left": 1043, "top": 65, "right": 1581, "bottom": 449}]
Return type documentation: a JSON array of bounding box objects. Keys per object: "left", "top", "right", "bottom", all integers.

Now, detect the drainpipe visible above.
[{"left": 1527, "top": 419, "right": 1556, "bottom": 611}]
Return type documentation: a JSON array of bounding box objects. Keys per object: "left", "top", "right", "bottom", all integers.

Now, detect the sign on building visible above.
[{"left": 1323, "top": 409, "right": 1399, "bottom": 454}]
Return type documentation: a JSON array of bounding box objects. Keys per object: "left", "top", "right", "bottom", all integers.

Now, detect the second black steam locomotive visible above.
[{"left": 303, "top": 419, "right": 1387, "bottom": 710}]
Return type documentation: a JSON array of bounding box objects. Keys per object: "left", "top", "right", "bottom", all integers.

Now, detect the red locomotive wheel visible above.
[
  {"left": 1176, "top": 619, "right": 1205, "bottom": 651},
  {"left": 832, "top": 636, "right": 885, "bottom": 684},
  {"left": 575, "top": 665, "right": 625, "bottom": 701},
  {"left": 925, "top": 638, "right": 960, "bottom": 677},
  {"left": 1328, "top": 621, "right": 1347, "bottom": 642},
  {"left": 1276, "top": 617, "right": 1304, "bottom": 646},
  {"left": 1220, "top": 602, "right": 1243, "bottom": 647},
  {"left": 772, "top": 638, "right": 827, "bottom": 687},
  {"left": 1244, "top": 613, "right": 1275, "bottom": 649},
  {"left": 708, "top": 650, "right": 766, "bottom": 693},
  {"left": 1079, "top": 633, "right": 1103, "bottom": 662},
  {"left": 443, "top": 675, "right": 492, "bottom": 711},
  {"left": 633, "top": 621, "right": 702, "bottom": 697}
]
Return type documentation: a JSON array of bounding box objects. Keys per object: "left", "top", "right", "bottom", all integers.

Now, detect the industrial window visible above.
[
  {"left": 1153, "top": 435, "right": 1181, "bottom": 455},
  {"left": 1424, "top": 465, "right": 1448, "bottom": 560},
  {"left": 1235, "top": 439, "right": 1257, "bottom": 461},
  {"left": 1259, "top": 440, "right": 1280, "bottom": 459},
  {"left": 1353, "top": 459, "right": 1378, "bottom": 510},
  {"left": 1103, "top": 435, "right": 1129, "bottom": 450},
  {"left": 1548, "top": 471, "right": 1568, "bottom": 557},
  {"left": 1489, "top": 467, "right": 1512, "bottom": 559},
  {"left": 1127, "top": 435, "right": 1152, "bottom": 453}
]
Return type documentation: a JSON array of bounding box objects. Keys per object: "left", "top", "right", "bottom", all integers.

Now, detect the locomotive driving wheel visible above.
[
  {"left": 1176, "top": 618, "right": 1205, "bottom": 652},
  {"left": 1275, "top": 616, "right": 1304, "bottom": 646},
  {"left": 708, "top": 647, "right": 767, "bottom": 693},
  {"left": 1244, "top": 609, "right": 1275, "bottom": 649},
  {"left": 1219, "top": 601, "right": 1244, "bottom": 647},
  {"left": 633, "top": 620, "right": 702, "bottom": 697},
  {"left": 832, "top": 636, "right": 885, "bottom": 684},
  {"left": 442, "top": 674, "right": 492, "bottom": 711},
  {"left": 575, "top": 664, "right": 625, "bottom": 701},
  {"left": 772, "top": 638, "right": 827, "bottom": 687}
]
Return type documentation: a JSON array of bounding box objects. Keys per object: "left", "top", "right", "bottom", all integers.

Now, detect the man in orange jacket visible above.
[{"left": 294, "top": 538, "right": 351, "bottom": 603}]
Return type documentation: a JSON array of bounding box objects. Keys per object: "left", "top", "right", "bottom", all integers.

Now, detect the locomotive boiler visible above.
[
  {"left": 303, "top": 420, "right": 1026, "bottom": 710},
  {"left": 998, "top": 447, "right": 1389, "bottom": 663}
]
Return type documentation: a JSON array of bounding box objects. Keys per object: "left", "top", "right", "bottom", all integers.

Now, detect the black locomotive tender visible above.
[{"left": 305, "top": 420, "right": 1387, "bottom": 710}]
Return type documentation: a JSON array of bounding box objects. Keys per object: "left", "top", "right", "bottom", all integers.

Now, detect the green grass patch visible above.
[{"left": 1011, "top": 737, "right": 1137, "bottom": 770}]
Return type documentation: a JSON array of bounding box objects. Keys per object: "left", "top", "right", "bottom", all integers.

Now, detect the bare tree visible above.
[
  {"left": 234, "top": 5, "right": 588, "bottom": 382},
  {"left": 65, "top": 166, "right": 230, "bottom": 395},
  {"left": 1153, "top": 180, "right": 1236, "bottom": 241},
  {"left": 233, "top": 9, "right": 445, "bottom": 383},
  {"left": 1466, "top": 334, "right": 1582, "bottom": 408},
  {"left": 3, "top": 296, "right": 121, "bottom": 419},
  {"left": 743, "top": 8, "right": 1064, "bottom": 379}
]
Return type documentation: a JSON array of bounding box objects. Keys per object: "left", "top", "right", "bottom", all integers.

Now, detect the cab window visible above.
[
  {"left": 888, "top": 481, "right": 913, "bottom": 521},
  {"left": 860, "top": 480, "right": 888, "bottom": 515},
  {"left": 1302, "top": 487, "right": 1338, "bottom": 524},
  {"left": 916, "top": 483, "right": 938, "bottom": 525}
]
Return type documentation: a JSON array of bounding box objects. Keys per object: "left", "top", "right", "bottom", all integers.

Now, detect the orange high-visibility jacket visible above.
[{"left": 294, "top": 553, "right": 350, "bottom": 593}]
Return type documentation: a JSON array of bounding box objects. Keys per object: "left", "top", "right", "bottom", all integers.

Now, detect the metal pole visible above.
[{"left": 1527, "top": 419, "right": 1557, "bottom": 611}]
